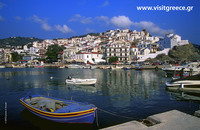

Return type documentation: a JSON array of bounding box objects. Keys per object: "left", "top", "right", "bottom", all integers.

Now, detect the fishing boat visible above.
[
  {"left": 67, "top": 64, "right": 82, "bottom": 69},
  {"left": 123, "top": 67, "right": 131, "bottom": 70},
  {"left": 20, "top": 94, "right": 97, "bottom": 124},
  {"left": 166, "top": 73, "right": 200, "bottom": 88},
  {"left": 111, "top": 66, "right": 123, "bottom": 70},
  {"left": 59, "top": 66, "right": 65, "bottom": 68},
  {"left": 0, "top": 65, "right": 5, "bottom": 68},
  {"left": 162, "top": 62, "right": 200, "bottom": 76},
  {"left": 66, "top": 78, "right": 97, "bottom": 86},
  {"left": 135, "top": 64, "right": 143, "bottom": 70}
]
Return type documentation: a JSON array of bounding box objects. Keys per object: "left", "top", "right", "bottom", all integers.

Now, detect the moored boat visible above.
[
  {"left": 20, "top": 94, "right": 97, "bottom": 124},
  {"left": 111, "top": 66, "right": 123, "bottom": 70},
  {"left": 134, "top": 64, "right": 143, "bottom": 70},
  {"left": 166, "top": 73, "right": 200, "bottom": 88},
  {"left": 67, "top": 64, "right": 82, "bottom": 69},
  {"left": 0, "top": 65, "right": 5, "bottom": 68},
  {"left": 123, "top": 67, "right": 131, "bottom": 70},
  {"left": 162, "top": 62, "right": 200, "bottom": 76},
  {"left": 66, "top": 78, "right": 97, "bottom": 86}
]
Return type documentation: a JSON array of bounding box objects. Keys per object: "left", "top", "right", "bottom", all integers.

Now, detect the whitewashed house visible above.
[
  {"left": 29, "top": 47, "right": 39, "bottom": 55},
  {"left": 63, "top": 47, "right": 78, "bottom": 62},
  {"left": 75, "top": 52, "right": 105, "bottom": 64},
  {"left": 158, "top": 33, "right": 189, "bottom": 49},
  {"left": 130, "top": 46, "right": 140, "bottom": 61}
]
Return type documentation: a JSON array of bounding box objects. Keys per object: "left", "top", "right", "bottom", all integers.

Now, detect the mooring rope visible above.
[
  {"left": 98, "top": 108, "right": 134, "bottom": 119},
  {"left": 95, "top": 109, "right": 99, "bottom": 127}
]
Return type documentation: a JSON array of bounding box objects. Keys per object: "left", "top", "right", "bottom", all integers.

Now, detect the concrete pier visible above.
[{"left": 101, "top": 110, "right": 200, "bottom": 130}]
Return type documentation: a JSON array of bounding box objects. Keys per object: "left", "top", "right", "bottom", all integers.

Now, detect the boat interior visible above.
[{"left": 24, "top": 96, "right": 68, "bottom": 112}]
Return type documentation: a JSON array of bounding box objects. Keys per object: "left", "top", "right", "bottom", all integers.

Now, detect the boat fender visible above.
[{"left": 50, "top": 108, "right": 54, "bottom": 112}]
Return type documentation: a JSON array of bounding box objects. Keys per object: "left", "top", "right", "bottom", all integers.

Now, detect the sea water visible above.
[{"left": 0, "top": 68, "right": 199, "bottom": 129}]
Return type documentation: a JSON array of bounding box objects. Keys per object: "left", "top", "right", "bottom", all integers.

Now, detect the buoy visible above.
[
  {"left": 50, "top": 76, "right": 53, "bottom": 79},
  {"left": 128, "top": 74, "right": 130, "bottom": 76}
]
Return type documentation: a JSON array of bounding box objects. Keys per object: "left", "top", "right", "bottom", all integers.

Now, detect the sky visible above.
[{"left": 0, "top": 0, "right": 199, "bottom": 44}]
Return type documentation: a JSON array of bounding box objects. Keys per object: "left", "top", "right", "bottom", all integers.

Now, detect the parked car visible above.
[{"left": 152, "top": 62, "right": 159, "bottom": 66}]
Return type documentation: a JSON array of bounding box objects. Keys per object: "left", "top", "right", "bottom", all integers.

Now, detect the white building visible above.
[
  {"left": 29, "top": 47, "right": 39, "bottom": 55},
  {"left": 75, "top": 52, "right": 105, "bottom": 64},
  {"left": 63, "top": 47, "right": 78, "bottom": 62},
  {"left": 130, "top": 46, "right": 140, "bottom": 61},
  {"left": 106, "top": 41, "right": 130, "bottom": 63},
  {"left": 158, "top": 33, "right": 189, "bottom": 49}
]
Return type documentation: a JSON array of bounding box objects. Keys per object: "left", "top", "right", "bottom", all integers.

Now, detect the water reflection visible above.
[
  {"left": 169, "top": 91, "right": 200, "bottom": 103},
  {"left": 0, "top": 68, "right": 199, "bottom": 129},
  {"left": 21, "top": 109, "right": 95, "bottom": 130},
  {"left": 99, "top": 70, "right": 160, "bottom": 98}
]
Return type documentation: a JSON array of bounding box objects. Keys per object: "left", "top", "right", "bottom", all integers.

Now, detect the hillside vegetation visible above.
[
  {"left": 154, "top": 43, "right": 200, "bottom": 62},
  {"left": 0, "top": 37, "right": 43, "bottom": 47}
]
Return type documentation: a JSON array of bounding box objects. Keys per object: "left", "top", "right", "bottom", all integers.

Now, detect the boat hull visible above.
[
  {"left": 166, "top": 73, "right": 200, "bottom": 88},
  {"left": 166, "top": 80, "right": 200, "bottom": 88},
  {"left": 66, "top": 78, "right": 97, "bottom": 86},
  {"left": 135, "top": 67, "right": 143, "bottom": 70},
  {"left": 20, "top": 95, "right": 97, "bottom": 124}
]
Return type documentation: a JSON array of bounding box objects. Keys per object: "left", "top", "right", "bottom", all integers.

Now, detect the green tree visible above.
[
  {"left": 45, "top": 44, "right": 65, "bottom": 62},
  {"left": 92, "top": 58, "right": 95, "bottom": 63},
  {"left": 108, "top": 56, "right": 118, "bottom": 63},
  {"left": 11, "top": 52, "right": 22, "bottom": 62}
]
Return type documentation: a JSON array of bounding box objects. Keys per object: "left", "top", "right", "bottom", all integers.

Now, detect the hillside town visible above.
[{"left": 0, "top": 29, "right": 189, "bottom": 65}]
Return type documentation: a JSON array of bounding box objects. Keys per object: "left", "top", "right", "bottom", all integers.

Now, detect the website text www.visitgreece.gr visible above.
[{"left": 137, "top": 5, "right": 193, "bottom": 12}]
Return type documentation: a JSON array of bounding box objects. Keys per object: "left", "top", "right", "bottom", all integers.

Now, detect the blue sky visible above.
[{"left": 0, "top": 0, "right": 199, "bottom": 44}]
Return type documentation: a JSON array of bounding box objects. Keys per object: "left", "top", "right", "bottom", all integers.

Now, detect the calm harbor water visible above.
[{"left": 0, "top": 68, "right": 200, "bottom": 129}]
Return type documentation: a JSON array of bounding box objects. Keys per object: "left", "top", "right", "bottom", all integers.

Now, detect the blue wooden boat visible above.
[
  {"left": 20, "top": 94, "right": 97, "bottom": 124},
  {"left": 135, "top": 64, "right": 143, "bottom": 70}
]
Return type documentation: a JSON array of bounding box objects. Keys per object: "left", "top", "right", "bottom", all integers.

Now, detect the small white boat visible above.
[
  {"left": 111, "top": 66, "right": 123, "bottom": 70},
  {"left": 67, "top": 64, "right": 82, "bottom": 69},
  {"left": 166, "top": 74, "right": 200, "bottom": 88},
  {"left": 12, "top": 64, "right": 26, "bottom": 68},
  {"left": 0, "top": 65, "right": 5, "bottom": 68},
  {"left": 59, "top": 66, "right": 65, "bottom": 68},
  {"left": 66, "top": 78, "right": 97, "bottom": 86}
]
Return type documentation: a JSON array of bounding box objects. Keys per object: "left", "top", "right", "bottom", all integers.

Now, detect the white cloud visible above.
[
  {"left": 110, "top": 16, "right": 133, "bottom": 28},
  {"left": 69, "top": 14, "right": 93, "bottom": 24},
  {"left": 133, "top": 21, "right": 174, "bottom": 35},
  {"left": 102, "top": 1, "right": 109, "bottom": 7},
  {"left": 0, "top": 2, "right": 5, "bottom": 10},
  {"left": 15, "top": 16, "right": 22, "bottom": 21},
  {"left": 85, "top": 28, "right": 95, "bottom": 33},
  {"left": 31, "top": 15, "right": 52, "bottom": 31},
  {"left": 108, "top": 15, "right": 174, "bottom": 35},
  {"left": 55, "top": 24, "right": 72, "bottom": 33},
  {"left": 96, "top": 16, "right": 109, "bottom": 24},
  {"left": 0, "top": 16, "right": 5, "bottom": 21}
]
